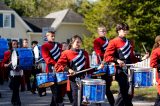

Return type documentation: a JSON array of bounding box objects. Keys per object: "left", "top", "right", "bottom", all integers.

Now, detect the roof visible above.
[
  {"left": 23, "top": 18, "right": 55, "bottom": 32},
  {"left": 0, "top": 2, "right": 12, "bottom": 10},
  {"left": 45, "top": 9, "right": 83, "bottom": 29},
  {"left": 62, "top": 9, "right": 83, "bottom": 23}
]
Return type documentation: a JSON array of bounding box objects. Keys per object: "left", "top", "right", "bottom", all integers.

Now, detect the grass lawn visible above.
[{"left": 111, "top": 81, "right": 157, "bottom": 101}]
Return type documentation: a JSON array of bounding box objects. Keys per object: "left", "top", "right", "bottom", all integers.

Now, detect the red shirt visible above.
[
  {"left": 93, "top": 37, "right": 109, "bottom": 60},
  {"left": 55, "top": 49, "right": 90, "bottom": 72},
  {"left": 1, "top": 50, "right": 11, "bottom": 68},
  {"left": 150, "top": 47, "right": 160, "bottom": 68},
  {"left": 41, "top": 41, "right": 62, "bottom": 73},
  {"left": 104, "top": 37, "right": 138, "bottom": 64}
]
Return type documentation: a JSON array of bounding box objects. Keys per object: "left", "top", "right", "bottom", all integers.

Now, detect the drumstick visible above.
[
  {"left": 97, "top": 54, "right": 102, "bottom": 63},
  {"left": 142, "top": 43, "right": 147, "bottom": 53},
  {"left": 115, "top": 64, "right": 135, "bottom": 67},
  {"left": 67, "top": 67, "right": 95, "bottom": 76},
  {"left": 35, "top": 58, "right": 44, "bottom": 63},
  {"left": 75, "top": 67, "right": 95, "bottom": 75}
]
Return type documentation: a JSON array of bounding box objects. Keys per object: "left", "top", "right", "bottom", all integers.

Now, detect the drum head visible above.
[
  {"left": 82, "top": 79, "right": 106, "bottom": 85},
  {"left": 33, "top": 45, "right": 39, "bottom": 59},
  {"left": 11, "top": 50, "right": 18, "bottom": 69},
  {"left": 130, "top": 67, "right": 152, "bottom": 71}
]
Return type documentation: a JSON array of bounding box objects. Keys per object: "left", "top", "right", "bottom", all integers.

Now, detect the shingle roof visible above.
[
  {"left": 45, "top": 9, "right": 83, "bottom": 29},
  {"left": 0, "top": 2, "right": 12, "bottom": 10},
  {"left": 62, "top": 9, "right": 83, "bottom": 23},
  {"left": 23, "top": 18, "right": 55, "bottom": 32}
]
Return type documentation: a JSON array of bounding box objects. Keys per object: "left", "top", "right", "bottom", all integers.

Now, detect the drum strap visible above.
[
  {"left": 67, "top": 79, "right": 71, "bottom": 91},
  {"left": 158, "top": 72, "right": 160, "bottom": 79}
]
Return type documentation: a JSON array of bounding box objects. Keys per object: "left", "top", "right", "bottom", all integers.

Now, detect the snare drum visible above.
[
  {"left": 92, "top": 65, "right": 107, "bottom": 76},
  {"left": 56, "top": 72, "right": 68, "bottom": 84},
  {"left": 107, "top": 64, "right": 115, "bottom": 75},
  {"left": 36, "top": 73, "right": 56, "bottom": 88},
  {"left": 11, "top": 48, "right": 34, "bottom": 70},
  {"left": 82, "top": 79, "right": 106, "bottom": 103},
  {"left": 134, "top": 71, "right": 153, "bottom": 87},
  {"left": 0, "top": 38, "right": 9, "bottom": 61}
]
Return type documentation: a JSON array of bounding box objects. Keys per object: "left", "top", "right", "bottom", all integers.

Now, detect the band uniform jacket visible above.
[
  {"left": 104, "top": 36, "right": 139, "bottom": 97},
  {"left": 93, "top": 37, "right": 109, "bottom": 61},
  {"left": 104, "top": 36, "right": 138, "bottom": 64},
  {"left": 55, "top": 49, "right": 91, "bottom": 91},
  {"left": 150, "top": 47, "right": 160, "bottom": 94},
  {"left": 41, "top": 41, "right": 62, "bottom": 73},
  {"left": 1, "top": 50, "right": 11, "bottom": 80}
]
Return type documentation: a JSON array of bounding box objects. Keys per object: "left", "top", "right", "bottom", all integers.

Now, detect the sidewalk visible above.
[{"left": 0, "top": 81, "right": 154, "bottom": 106}]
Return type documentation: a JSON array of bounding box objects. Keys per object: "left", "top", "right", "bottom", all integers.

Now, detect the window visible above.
[{"left": 3, "top": 14, "right": 11, "bottom": 28}]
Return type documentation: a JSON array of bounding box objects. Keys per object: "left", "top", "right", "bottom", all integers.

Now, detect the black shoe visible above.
[
  {"left": 0, "top": 93, "right": 1, "bottom": 98},
  {"left": 20, "top": 89, "right": 25, "bottom": 92},
  {"left": 39, "top": 92, "right": 46, "bottom": 97},
  {"left": 31, "top": 90, "right": 36, "bottom": 94},
  {"left": 12, "top": 101, "right": 21, "bottom": 106}
]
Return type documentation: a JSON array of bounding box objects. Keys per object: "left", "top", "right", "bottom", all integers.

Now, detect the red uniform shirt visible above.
[
  {"left": 41, "top": 41, "right": 62, "bottom": 73},
  {"left": 104, "top": 37, "right": 138, "bottom": 64},
  {"left": 55, "top": 49, "right": 90, "bottom": 72},
  {"left": 55, "top": 49, "right": 90, "bottom": 91},
  {"left": 1, "top": 50, "right": 11, "bottom": 68},
  {"left": 150, "top": 47, "right": 160, "bottom": 68},
  {"left": 150, "top": 47, "right": 160, "bottom": 94},
  {"left": 93, "top": 37, "right": 109, "bottom": 60}
]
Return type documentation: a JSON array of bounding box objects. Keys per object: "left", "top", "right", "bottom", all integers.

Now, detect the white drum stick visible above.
[
  {"left": 36, "top": 58, "right": 44, "bottom": 63},
  {"left": 97, "top": 54, "right": 102, "bottom": 63},
  {"left": 142, "top": 43, "right": 147, "bottom": 53},
  {"left": 67, "top": 67, "right": 95, "bottom": 76}
]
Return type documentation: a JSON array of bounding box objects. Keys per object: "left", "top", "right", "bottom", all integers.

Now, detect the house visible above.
[
  {"left": 25, "top": 9, "right": 91, "bottom": 45},
  {"left": 23, "top": 17, "right": 55, "bottom": 46},
  {"left": 0, "top": 2, "right": 91, "bottom": 46},
  {"left": 45, "top": 9, "right": 91, "bottom": 43},
  {"left": 0, "top": 2, "right": 32, "bottom": 46}
]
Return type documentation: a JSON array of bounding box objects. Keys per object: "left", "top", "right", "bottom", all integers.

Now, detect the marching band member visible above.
[
  {"left": 103, "top": 23, "right": 149, "bottom": 106},
  {"left": 150, "top": 35, "right": 160, "bottom": 106},
  {"left": 61, "top": 42, "right": 73, "bottom": 103},
  {"left": 93, "top": 25, "right": 115, "bottom": 106},
  {"left": 55, "top": 35, "right": 91, "bottom": 106},
  {"left": 21, "top": 39, "right": 31, "bottom": 91},
  {"left": 31, "top": 41, "right": 46, "bottom": 96},
  {"left": 1, "top": 40, "right": 21, "bottom": 106},
  {"left": 41, "top": 31, "right": 63, "bottom": 106}
]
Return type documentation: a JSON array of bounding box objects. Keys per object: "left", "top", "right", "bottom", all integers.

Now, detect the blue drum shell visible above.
[
  {"left": 107, "top": 65, "right": 115, "bottom": 75},
  {"left": 36, "top": 73, "right": 56, "bottom": 87},
  {"left": 56, "top": 72, "right": 68, "bottom": 83},
  {"left": 82, "top": 79, "right": 106, "bottom": 103},
  {"left": 0, "top": 38, "right": 9, "bottom": 61},
  {"left": 16, "top": 48, "right": 34, "bottom": 70},
  {"left": 134, "top": 71, "right": 153, "bottom": 87}
]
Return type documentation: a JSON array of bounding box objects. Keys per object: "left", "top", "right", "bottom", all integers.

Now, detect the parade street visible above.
[{"left": 0, "top": 82, "right": 154, "bottom": 106}]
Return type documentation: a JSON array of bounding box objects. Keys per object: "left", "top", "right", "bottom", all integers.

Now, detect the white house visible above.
[
  {"left": 0, "top": 2, "right": 32, "bottom": 47},
  {"left": 45, "top": 9, "right": 91, "bottom": 43},
  {"left": 0, "top": 2, "right": 91, "bottom": 46}
]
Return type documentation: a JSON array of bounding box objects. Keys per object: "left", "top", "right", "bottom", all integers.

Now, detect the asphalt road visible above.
[{"left": 0, "top": 81, "right": 154, "bottom": 106}]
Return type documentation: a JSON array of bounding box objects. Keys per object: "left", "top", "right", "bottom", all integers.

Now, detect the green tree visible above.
[
  {"left": 3, "top": 0, "right": 75, "bottom": 17},
  {"left": 81, "top": 0, "right": 160, "bottom": 53}
]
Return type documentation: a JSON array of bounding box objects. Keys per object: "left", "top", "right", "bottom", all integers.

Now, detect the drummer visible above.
[
  {"left": 93, "top": 25, "right": 115, "bottom": 106},
  {"left": 103, "top": 23, "right": 149, "bottom": 106},
  {"left": 61, "top": 42, "right": 73, "bottom": 103},
  {"left": 150, "top": 35, "right": 160, "bottom": 106},
  {"left": 1, "top": 40, "right": 21, "bottom": 105},
  {"left": 41, "top": 31, "right": 63, "bottom": 106},
  {"left": 55, "top": 35, "right": 92, "bottom": 106},
  {"left": 31, "top": 41, "right": 46, "bottom": 96}
]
